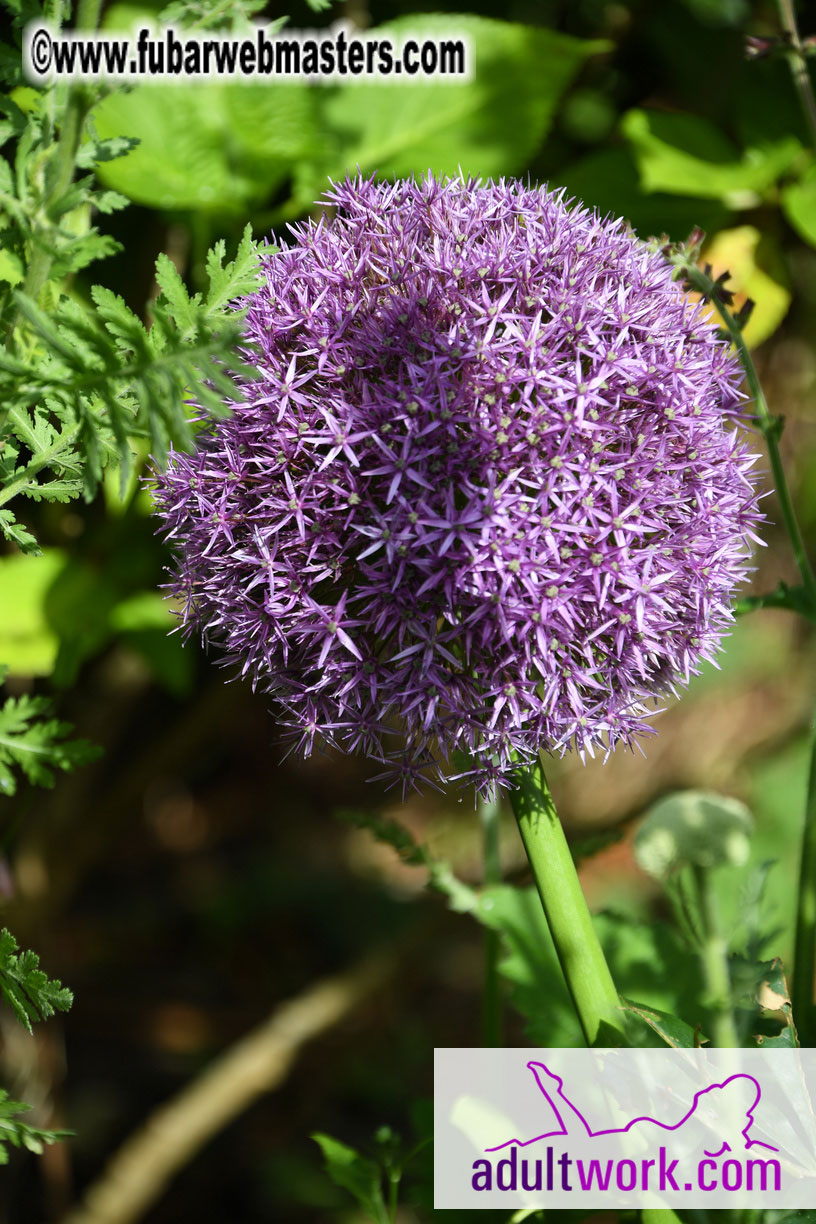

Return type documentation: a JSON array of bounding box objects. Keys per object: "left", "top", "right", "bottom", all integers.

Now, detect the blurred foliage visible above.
[{"left": 1, "top": 0, "right": 816, "bottom": 1219}]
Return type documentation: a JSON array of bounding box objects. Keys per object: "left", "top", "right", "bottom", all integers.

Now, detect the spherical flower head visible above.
[{"left": 152, "top": 173, "right": 763, "bottom": 798}]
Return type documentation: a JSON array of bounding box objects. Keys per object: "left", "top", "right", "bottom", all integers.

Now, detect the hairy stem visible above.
[
  {"left": 690, "top": 865, "right": 740, "bottom": 1049},
  {"left": 17, "top": 0, "right": 103, "bottom": 318},
  {"left": 479, "top": 791, "right": 503, "bottom": 1046},
  {"left": 676, "top": 259, "right": 816, "bottom": 609},
  {"left": 777, "top": 0, "right": 816, "bottom": 154},
  {"left": 509, "top": 756, "right": 625, "bottom": 1046},
  {"left": 793, "top": 711, "right": 816, "bottom": 1034}
]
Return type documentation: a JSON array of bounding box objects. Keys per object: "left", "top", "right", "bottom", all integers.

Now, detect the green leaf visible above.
[
  {"left": 556, "top": 147, "right": 730, "bottom": 240},
  {"left": 622, "top": 109, "right": 801, "bottom": 204},
  {"left": 91, "top": 81, "right": 324, "bottom": 213},
  {"left": 622, "top": 999, "right": 708, "bottom": 1048},
  {"left": 0, "top": 509, "right": 39, "bottom": 554},
  {"left": 0, "top": 1086, "right": 71, "bottom": 1163},
  {"left": 476, "top": 884, "right": 579, "bottom": 1045},
  {"left": 473, "top": 889, "right": 708, "bottom": 1047},
  {"left": 0, "top": 928, "right": 73, "bottom": 1033},
  {"left": 203, "top": 223, "right": 262, "bottom": 317},
  {"left": 75, "top": 135, "right": 140, "bottom": 167},
  {"left": 783, "top": 164, "right": 816, "bottom": 248},
  {"left": 752, "top": 958, "right": 799, "bottom": 1048},
  {"left": 0, "top": 692, "right": 100, "bottom": 797},
  {"left": 313, "top": 17, "right": 608, "bottom": 190},
  {"left": 312, "top": 1133, "right": 389, "bottom": 1224},
  {"left": 0, "top": 549, "right": 65, "bottom": 676},
  {"left": 0, "top": 248, "right": 24, "bottom": 287}
]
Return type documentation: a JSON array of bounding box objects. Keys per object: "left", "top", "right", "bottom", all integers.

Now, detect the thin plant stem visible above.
[
  {"left": 675, "top": 259, "right": 816, "bottom": 609},
  {"left": 479, "top": 791, "right": 503, "bottom": 1046},
  {"left": 690, "top": 865, "right": 740, "bottom": 1049},
  {"left": 793, "top": 709, "right": 816, "bottom": 1034},
  {"left": 777, "top": 0, "right": 816, "bottom": 154},
  {"left": 509, "top": 755, "right": 625, "bottom": 1046},
  {"left": 675, "top": 254, "right": 816, "bottom": 1043}
]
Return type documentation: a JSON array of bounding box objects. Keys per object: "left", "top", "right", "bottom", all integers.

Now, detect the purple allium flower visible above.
[{"left": 152, "top": 174, "right": 763, "bottom": 797}]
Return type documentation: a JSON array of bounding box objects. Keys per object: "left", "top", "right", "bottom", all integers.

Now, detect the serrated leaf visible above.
[
  {"left": 0, "top": 693, "right": 100, "bottom": 797},
  {"left": 51, "top": 231, "right": 123, "bottom": 278},
  {"left": 75, "top": 135, "right": 139, "bottom": 167},
  {"left": 312, "top": 1133, "right": 389, "bottom": 1224},
  {"left": 623, "top": 999, "right": 708, "bottom": 1048},
  {"left": 0, "top": 509, "right": 39, "bottom": 553},
  {"left": 0, "top": 1086, "right": 71, "bottom": 1163},
  {"left": 0, "top": 928, "right": 73, "bottom": 1032},
  {"left": 91, "top": 188, "right": 130, "bottom": 214},
  {"left": 204, "top": 223, "right": 261, "bottom": 316}
]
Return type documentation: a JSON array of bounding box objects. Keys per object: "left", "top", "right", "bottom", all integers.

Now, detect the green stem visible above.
[
  {"left": 690, "top": 865, "right": 740, "bottom": 1049},
  {"left": 509, "top": 756, "right": 625, "bottom": 1046},
  {"left": 777, "top": 0, "right": 816, "bottom": 155},
  {"left": 16, "top": 0, "right": 103, "bottom": 317},
  {"left": 793, "top": 709, "right": 816, "bottom": 1034},
  {"left": 676, "top": 260, "right": 816, "bottom": 609},
  {"left": 479, "top": 791, "right": 502, "bottom": 1047}
]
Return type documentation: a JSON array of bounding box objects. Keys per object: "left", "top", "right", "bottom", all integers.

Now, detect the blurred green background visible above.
[{"left": 2, "top": 0, "right": 816, "bottom": 1219}]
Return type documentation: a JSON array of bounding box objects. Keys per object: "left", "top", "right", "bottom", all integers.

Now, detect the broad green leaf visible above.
[
  {"left": 91, "top": 82, "right": 324, "bottom": 213},
  {"left": 45, "top": 557, "right": 122, "bottom": 686},
  {"left": 622, "top": 999, "right": 708, "bottom": 1048},
  {"left": 0, "top": 549, "right": 65, "bottom": 676},
  {"left": 783, "top": 164, "right": 816, "bottom": 249},
  {"left": 312, "top": 1133, "right": 389, "bottom": 1224},
  {"left": 556, "top": 146, "right": 729, "bottom": 239},
  {"left": 622, "top": 108, "right": 801, "bottom": 205},
  {"left": 109, "top": 590, "right": 174, "bottom": 633},
  {"left": 313, "top": 16, "right": 608, "bottom": 191}
]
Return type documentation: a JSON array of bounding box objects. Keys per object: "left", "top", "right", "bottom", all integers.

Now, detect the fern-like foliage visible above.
[
  {"left": 0, "top": 1090, "right": 71, "bottom": 1164},
  {"left": 159, "top": 0, "right": 275, "bottom": 30},
  {"left": 0, "top": 224, "right": 262, "bottom": 553},
  {"left": 0, "top": 678, "right": 101, "bottom": 797},
  {"left": 0, "top": 927, "right": 73, "bottom": 1033}
]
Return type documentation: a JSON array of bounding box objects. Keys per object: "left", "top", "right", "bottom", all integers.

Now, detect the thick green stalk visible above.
[
  {"left": 509, "top": 756, "right": 625, "bottom": 1046},
  {"left": 793, "top": 712, "right": 816, "bottom": 1033},
  {"left": 479, "top": 792, "right": 502, "bottom": 1046},
  {"left": 690, "top": 866, "right": 740, "bottom": 1049}
]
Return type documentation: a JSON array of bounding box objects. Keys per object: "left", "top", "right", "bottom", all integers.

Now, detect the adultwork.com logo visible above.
[
  {"left": 434, "top": 1048, "right": 816, "bottom": 1209},
  {"left": 472, "top": 1061, "right": 781, "bottom": 1195}
]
